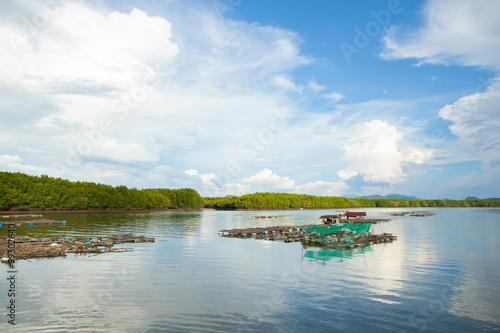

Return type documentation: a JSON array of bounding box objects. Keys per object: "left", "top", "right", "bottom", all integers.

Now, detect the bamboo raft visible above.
[
  {"left": 1, "top": 214, "right": 43, "bottom": 218},
  {"left": 390, "top": 210, "right": 436, "bottom": 217},
  {"left": 302, "top": 232, "right": 397, "bottom": 248},
  {"left": 0, "top": 234, "right": 155, "bottom": 260},
  {"left": 338, "top": 218, "right": 391, "bottom": 224},
  {"left": 0, "top": 219, "right": 66, "bottom": 227},
  {"left": 0, "top": 219, "right": 67, "bottom": 227},
  {"left": 254, "top": 216, "right": 278, "bottom": 219}
]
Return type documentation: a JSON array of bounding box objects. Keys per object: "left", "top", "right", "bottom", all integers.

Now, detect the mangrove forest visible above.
[
  {"left": 0, "top": 171, "right": 203, "bottom": 210},
  {"left": 204, "top": 192, "right": 500, "bottom": 209}
]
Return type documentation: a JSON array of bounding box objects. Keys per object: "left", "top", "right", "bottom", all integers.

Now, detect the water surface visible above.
[{"left": 1, "top": 208, "right": 499, "bottom": 332}]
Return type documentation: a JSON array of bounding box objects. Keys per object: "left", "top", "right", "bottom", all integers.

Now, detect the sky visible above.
[{"left": 0, "top": 0, "right": 499, "bottom": 199}]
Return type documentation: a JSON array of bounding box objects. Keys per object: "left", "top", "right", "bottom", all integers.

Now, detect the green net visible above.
[
  {"left": 303, "top": 222, "right": 371, "bottom": 235},
  {"left": 304, "top": 246, "right": 373, "bottom": 261}
]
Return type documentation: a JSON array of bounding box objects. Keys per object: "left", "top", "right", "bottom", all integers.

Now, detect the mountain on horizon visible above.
[
  {"left": 466, "top": 196, "right": 500, "bottom": 200},
  {"left": 346, "top": 193, "right": 421, "bottom": 200}
]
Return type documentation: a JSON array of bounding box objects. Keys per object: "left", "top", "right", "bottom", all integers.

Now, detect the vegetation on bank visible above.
[
  {"left": 204, "top": 192, "right": 500, "bottom": 209},
  {"left": 1, "top": 171, "right": 498, "bottom": 211},
  {"left": 0, "top": 172, "right": 203, "bottom": 210}
]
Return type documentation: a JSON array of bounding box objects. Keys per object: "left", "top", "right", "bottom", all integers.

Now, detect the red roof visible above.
[
  {"left": 319, "top": 215, "right": 340, "bottom": 219},
  {"left": 344, "top": 212, "right": 366, "bottom": 217}
]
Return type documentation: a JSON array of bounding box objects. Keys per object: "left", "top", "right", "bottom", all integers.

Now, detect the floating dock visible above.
[
  {"left": 334, "top": 218, "right": 390, "bottom": 224},
  {"left": 1, "top": 234, "right": 155, "bottom": 260},
  {"left": 390, "top": 210, "right": 436, "bottom": 217},
  {"left": 1, "top": 214, "right": 43, "bottom": 218},
  {"left": 0, "top": 219, "right": 67, "bottom": 227}
]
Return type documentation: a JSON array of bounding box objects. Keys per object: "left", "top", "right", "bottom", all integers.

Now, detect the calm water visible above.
[{"left": 1, "top": 208, "right": 500, "bottom": 332}]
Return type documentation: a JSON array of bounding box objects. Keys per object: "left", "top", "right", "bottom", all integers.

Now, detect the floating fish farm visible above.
[
  {"left": 219, "top": 213, "right": 397, "bottom": 249},
  {"left": 1, "top": 234, "right": 155, "bottom": 261}
]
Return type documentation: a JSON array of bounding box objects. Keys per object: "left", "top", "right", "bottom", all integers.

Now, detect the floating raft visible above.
[
  {"left": 1, "top": 214, "right": 43, "bottom": 218},
  {"left": 391, "top": 210, "right": 436, "bottom": 217},
  {"left": 302, "top": 232, "right": 397, "bottom": 248},
  {"left": 0, "top": 219, "right": 67, "bottom": 227},
  {"left": 0, "top": 234, "right": 155, "bottom": 260},
  {"left": 320, "top": 211, "right": 390, "bottom": 224},
  {"left": 219, "top": 223, "right": 396, "bottom": 249},
  {"left": 334, "top": 218, "right": 390, "bottom": 224},
  {"left": 219, "top": 224, "right": 316, "bottom": 239}
]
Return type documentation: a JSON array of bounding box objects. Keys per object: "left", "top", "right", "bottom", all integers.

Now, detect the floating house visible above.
[
  {"left": 344, "top": 212, "right": 367, "bottom": 219},
  {"left": 319, "top": 215, "right": 341, "bottom": 223}
]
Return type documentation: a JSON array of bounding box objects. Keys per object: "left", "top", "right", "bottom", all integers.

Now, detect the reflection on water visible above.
[
  {"left": 303, "top": 245, "right": 373, "bottom": 263},
  {"left": 1, "top": 208, "right": 499, "bottom": 332}
]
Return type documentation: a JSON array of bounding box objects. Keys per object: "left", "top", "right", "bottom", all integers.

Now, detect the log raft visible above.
[
  {"left": 219, "top": 223, "right": 396, "bottom": 249},
  {"left": 1, "top": 214, "right": 43, "bottom": 218},
  {"left": 0, "top": 234, "right": 155, "bottom": 260},
  {"left": 0, "top": 219, "right": 67, "bottom": 227}
]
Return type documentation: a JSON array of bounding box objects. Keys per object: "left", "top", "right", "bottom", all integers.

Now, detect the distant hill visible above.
[
  {"left": 467, "top": 196, "right": 500, "bottom": 200},
  {"left": 347, "top": 194, "right": 421, "bottom": 200}
]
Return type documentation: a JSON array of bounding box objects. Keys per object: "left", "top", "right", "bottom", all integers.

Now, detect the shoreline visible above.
[
  {"left": 1, "top": 206, "right": 492, "bottom": 215},
  {"left": 210, "top": 206, "right": 487, "bottom": 211},
  {"left": 213, "top": 207, "right": 349, "bottom": 211},
  {"left": 0, "top": 207, "right": 202, "bottom": 214}
]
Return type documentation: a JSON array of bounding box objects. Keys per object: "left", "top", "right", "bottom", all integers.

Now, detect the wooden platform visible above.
[
  {"left": 390, "top": 210, "right": 436, "bottom": 217},
  {"left": 338, "top": 218, "right": 391, "bottom": 224},
  {"left": 1, "top": 214, "right": 43, "bottom": 218},
  {"left": 0, "top": 234, "right": 155, "bottom": 260},
  {"left": 0, "top": 219, "right": 66, "bottom": 227},
  {"left": 219, "top": 222, "right": 397, "bottom": 249}
]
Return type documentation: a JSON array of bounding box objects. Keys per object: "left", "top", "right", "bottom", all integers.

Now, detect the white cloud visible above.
[
  {"left": 297, "top": 181, "right": 348, "bottom": 196},
  {"left": 184, "top": 11, "right": 311, "bottom": 86},
  {"left": 439, "top": 79, "right": 500, "bottom": 191},
  {"left": 0, "top": 154, "right": 22, "bottom": 165},
  {"left": 1, "top": 3, "right": 179, "bottom": 90},
  {"left": 185, "top": 169, "right": 217, "bottom": 186},
  {"left": 439, "top": 79, "right": 500, "bottom": 151},
  {"left": 337, "top": 170, "right": 359, "bottom": 180},
  {"left": 381, "top": 0, "right": 500, "bottom": 69},
  {"left": 0, "top": 154, "right": 47, "bottom": 174},
  {"left": 240, "top": 168, "right": 295, "bottom": 189},
  {"left": 272, "top": 74, "right": 301, "bottom": 92},
  {"left": 217, "top": 182, "right": 253, "bottom": 197},
  {"left": 402, "top": 146, "right": 433, "bottom": 164},
  {"left": 185, "top": 169, "right": 199, "bottom": 176},
  {"left": 322, "top": 91, "right": 343, "bottom": 103},
  {"left": 337, "top": 120, "right": 405, "bottom": 183},
  {"left": 199, "top": 173, "right": 216, "bottom": 185},
  {"left": 308, "top": 81, "right": 326, "bottom": 92}
]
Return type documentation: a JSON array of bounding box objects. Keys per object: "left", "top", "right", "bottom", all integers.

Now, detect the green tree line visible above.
[
  {"left": 204, "top": 192, "right": 500, "bottom": 209},
  {"left": 0, "top": 171, "right": 202, "bottom": 210}
]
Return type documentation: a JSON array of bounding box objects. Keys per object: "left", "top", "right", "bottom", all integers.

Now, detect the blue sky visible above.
[{"left": 0, "top": 0, "right": 499, "bottom": 199}]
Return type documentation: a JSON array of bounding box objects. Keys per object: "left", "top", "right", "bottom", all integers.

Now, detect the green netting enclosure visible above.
[
  {"left": 303, "top": 223, "right": 372, "bottom": 235},
  {"left": 304, "top": 246, "right": 373, "bottom": 262}
]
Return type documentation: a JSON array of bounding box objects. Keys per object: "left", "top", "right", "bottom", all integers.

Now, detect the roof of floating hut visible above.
[
  {"left": 319, "top": 215, "right": 341, "bottom": 219},
  {"left": 344, "top": 212, "right": 367, "bottom": 217}
]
